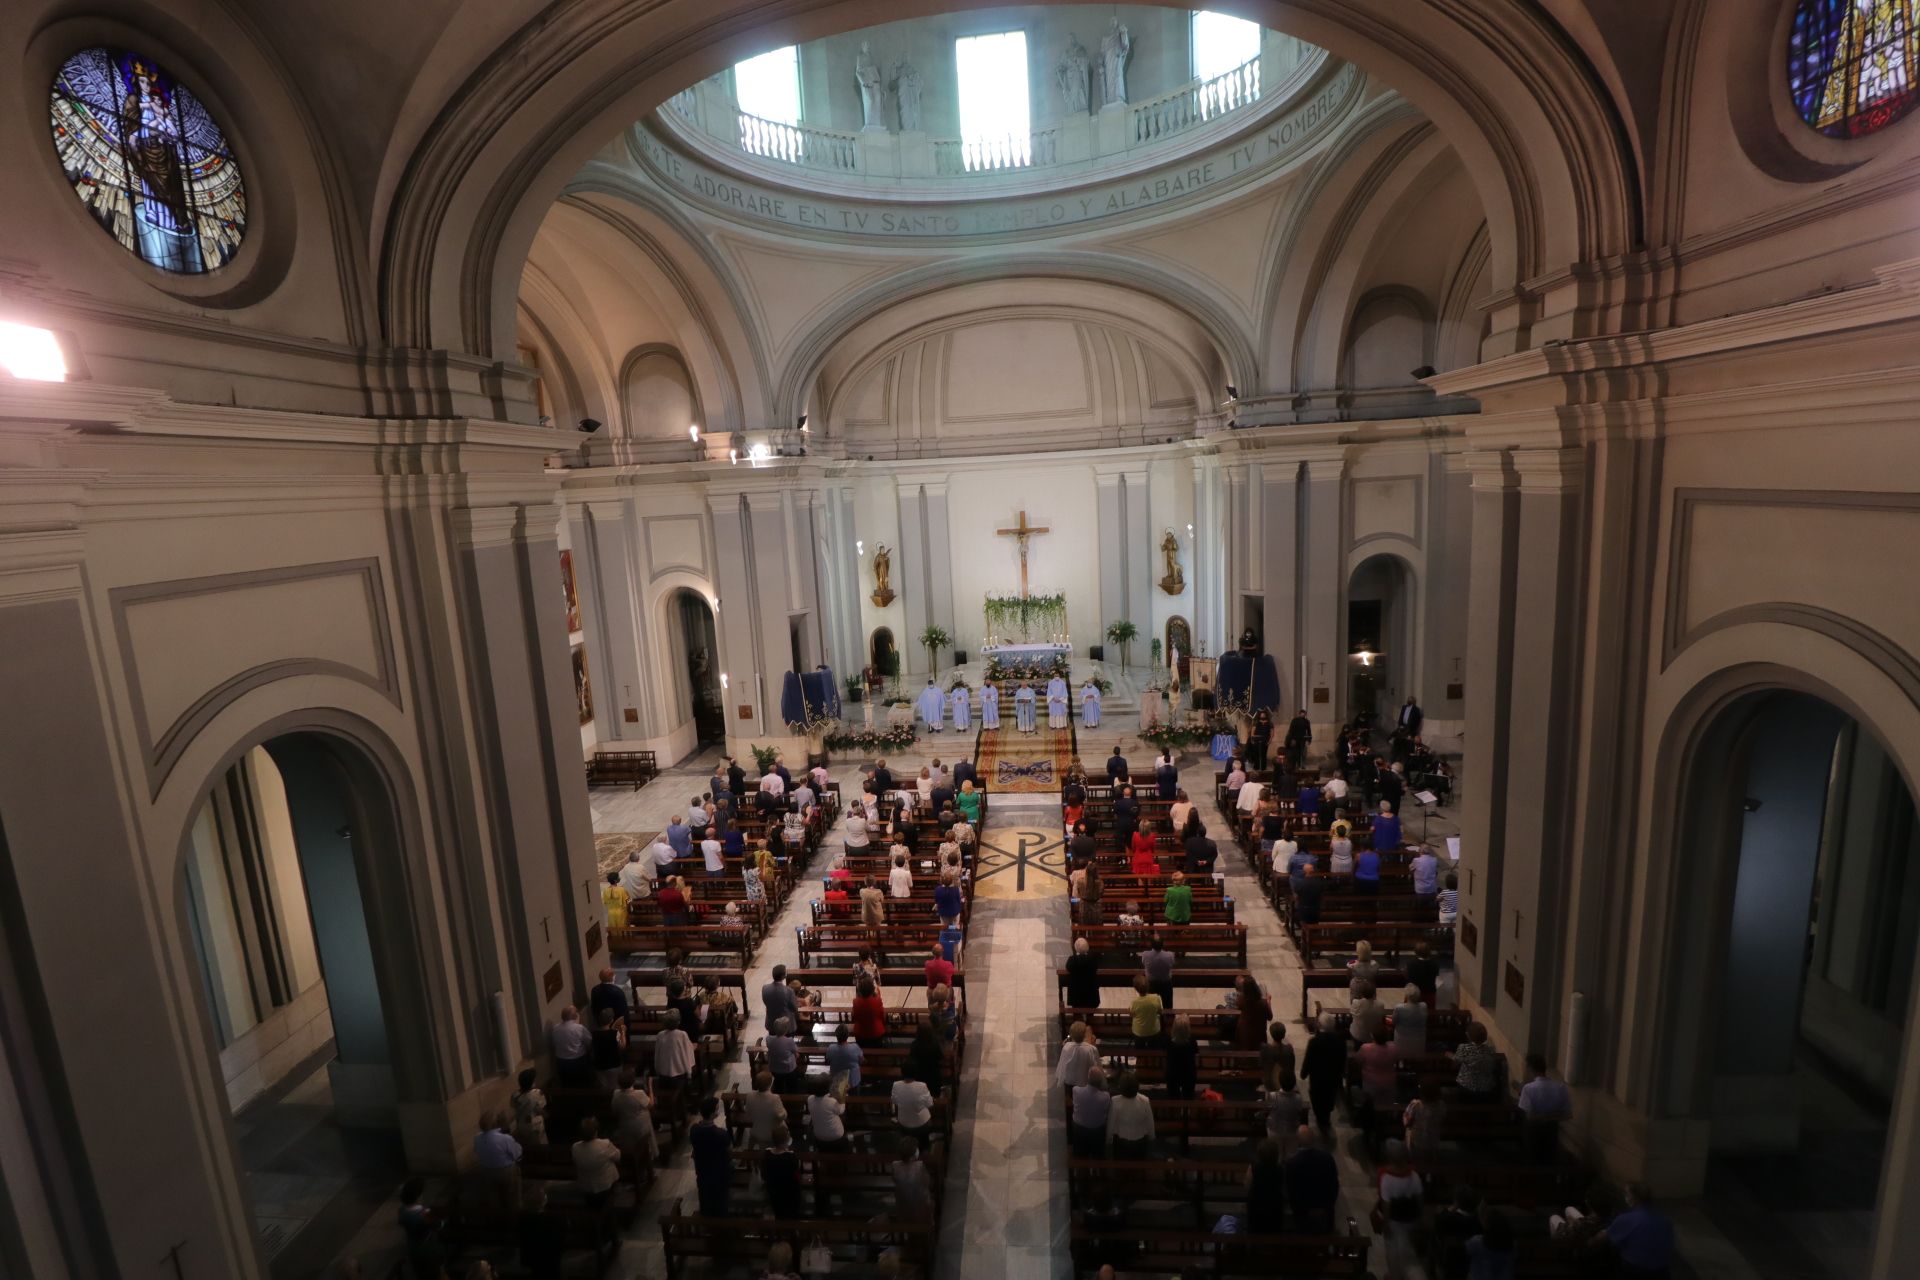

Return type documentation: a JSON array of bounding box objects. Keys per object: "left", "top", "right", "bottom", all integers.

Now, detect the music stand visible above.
[{"left": 1412, "top": 790, "right": 1439, "bottom": 843}]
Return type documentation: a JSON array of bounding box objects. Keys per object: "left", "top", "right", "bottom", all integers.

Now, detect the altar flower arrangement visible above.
[
  {"left": 823, "top": 723, "right": 918, "bottom": 751},
  {"left": 982, "top": 591, "right": 1068, "bottom": 645}
]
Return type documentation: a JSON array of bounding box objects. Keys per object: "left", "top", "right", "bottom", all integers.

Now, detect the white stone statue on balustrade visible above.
[
  {"left": 856, "top": 42, "right": 888, "bottom": 131},
  {"left": 892, "top": 60, "right": 924, "bottom": 132},
  {"left": 1100, "top": 19, "right": 1132, "bottom": 107},
  {"left": 1055, "top": 35, "right": 1090, "bottom": 114}
]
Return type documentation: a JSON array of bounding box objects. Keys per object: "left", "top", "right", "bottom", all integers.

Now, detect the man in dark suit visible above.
[
  {"left": 588, "top": 967, "right": 629, "bottom": 1024},
  {"left": 951, "top": 758, "right": 976, "bottom": 790},
  {"left": 726, "top": 756, "right": 746, "bottom": 796},
  {"left": 871, "top": 759, "right": 895, "bottom": 796},
  {"left": 1398, "top": 695, "right": 1423, "bottom": 735},
  {"left": 1112, "top": 785, "right": 1140, "bottom": 845},
  {"left": 1285, "top": 710, "right": 1312, "bottom": 771},
  {"left": 1182, "top": 823, "right": 1218, "bottom": 876},
  {"left": 1105, "top": 745, "right": 1129, "bottom": 785}
]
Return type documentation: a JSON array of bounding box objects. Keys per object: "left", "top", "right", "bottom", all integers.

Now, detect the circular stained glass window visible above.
[
  {"left": 49, "top": 47, "right": 247, "bottom": 273},
  {"left": 1788, "top": 1, "right": 1919, "bottom": 138}
]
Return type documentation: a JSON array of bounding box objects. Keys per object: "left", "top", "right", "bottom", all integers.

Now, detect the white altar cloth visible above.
[{"left": 980, "top": 641, "right": 1071, "bottom": 657}]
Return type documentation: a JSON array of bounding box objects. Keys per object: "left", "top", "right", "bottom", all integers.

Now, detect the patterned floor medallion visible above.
[{"left": 972, "top": 825, "right": 1068, "bottom": 899}]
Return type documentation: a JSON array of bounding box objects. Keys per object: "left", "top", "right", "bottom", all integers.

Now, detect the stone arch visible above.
[
  {"left": 1342, "top": 550, "right": 1420, "bottom": 724},
  {"left": 1636, "top": 653, "right": 1920, "bottom": 1270},
  {"left": 1341, "top": 286, "right": 1436, "bottom": 390},
  {"left": 160, "top": 701, "right": 448, "bottom": 1270},
  {"left": 618, "top": 343, "right": 704, "bottom": 441},
  {"left": 370, "top": 0, "right": 1642, "bottom": 363},
  {"left": 790, "top": 263, "right": 1247, "bottom": 431}
]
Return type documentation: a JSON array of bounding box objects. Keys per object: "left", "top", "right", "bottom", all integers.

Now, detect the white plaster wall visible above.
[
  {"left": 1148, "top": 454, "right": 1196, "bottom": 661},
  {"left": 943, "top": 460, "right": 1101, "bottom": 654}
]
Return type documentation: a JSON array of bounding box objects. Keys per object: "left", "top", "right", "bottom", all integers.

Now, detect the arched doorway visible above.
[
  {"left": 1165, "top": 616, "right": 1192, "bottom": 684},
  {"left": 668, "top": 589, "right": 724, "bottom": 746},
  {"left": 1345, "top": 553, "right": 1415, "bottom": 732},
  {"left": 869, "top": 627, "right": 898, "bottom": 690},
  {"left": 1660, "top": 690, "right": 1920, "bottom": 1276},
  {"left": 179, "top": 729, "right": 427, "bottom": 1268}
]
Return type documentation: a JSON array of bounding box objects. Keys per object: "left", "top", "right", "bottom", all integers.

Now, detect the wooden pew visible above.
[
  {"left": 659, "top": 1199, "right": 934, "bottom": 1280},
  {"left": 586, "top": 749, "right": 656, "bottom": 790},
  {"left": 1071, "top": 923, "right": 1248, "bottom": 966},
  {"left": 1299, "top": 966, "right": 1407, "bottom": 1020},
  {"left": 1298, "top": 921, "right": 1453, "bottom": 965},
  {"left": 607, "top": 924, "right": 753, "bottom": 967},
  {"left": 1069, "top": 1223, "right": 1370, "bottom": 1278},
  {"left": 627, "top": 966, "right": 752, "bottom": 1017}
]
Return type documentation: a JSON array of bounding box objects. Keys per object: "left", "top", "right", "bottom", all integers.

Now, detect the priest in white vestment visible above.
[
  {"left": 948, "top": 682, "right": 972, "bottom": 732},
  {"left": 1079, "top": 680, "right": 1102, "bottom": 728},
  {"left": 1046, "top": 682, "right": 1069, "bottom": 729},
  {"left": 1014, "top": 683, "right": 1038, "bottom": 733},
  {"left": 916, "top": 679, "right": 946, "bottom": 732},
  {"left": 981, "top": 682, "right": 1001, "bottom": 729}
]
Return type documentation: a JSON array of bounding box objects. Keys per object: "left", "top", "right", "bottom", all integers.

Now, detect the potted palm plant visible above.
[
  {"left": 1105, "top": 619, "right": 1139, "bottom": 671},
  {"left": 918, "top": 624, "right": 952, "bottom": 678}
]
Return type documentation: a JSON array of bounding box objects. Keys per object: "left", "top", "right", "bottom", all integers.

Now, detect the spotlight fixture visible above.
[
  {"left": 0, "top": 322, "right": 69, "bottom": 381},
  {"left": 577, "top": 417, "right": 602, "bottom": 434},
  {"left": 1409, "top": 365, "right": 1436, "bottom": 379}
]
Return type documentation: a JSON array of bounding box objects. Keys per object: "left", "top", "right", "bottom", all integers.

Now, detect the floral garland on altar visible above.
[
  {"left": 823, "top": 723, "right": 919, "bottom": 751},
  {"left": 984, "top": 653, "right": 1069, "bottom": 682},
  {"left": 982, "top": 591, "right": 1068, "bottom": 645}
]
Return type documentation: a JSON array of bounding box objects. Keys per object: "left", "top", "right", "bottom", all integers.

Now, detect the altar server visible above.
[
  {"left": 916, "top": 678, "right": 946, "bottom": 733},
  {"left": 1047, "top": 680, "right": 1069, "bottom": 730},
  {"left": 981, "top": 681, "right": 1001, "bottom": 729},
  {"left": 1079, "top": 680, "right": 1102, "bottom": 728},
  {"left": 948, "top": 682, "right": 972, "bottom": 732},
  {"left": 1014, "top": 682, "right": 1038, "bottom": 734}
]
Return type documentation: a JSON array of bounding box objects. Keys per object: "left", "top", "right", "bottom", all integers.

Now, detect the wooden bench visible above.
[
  {"left": 1069, "top": 1223, "right": 1370, "bottom": 1278},
  {"left": 607, "top": 924, "right": 754, "bottom": 967},
  {"left": 1070, "top": 923, "right": 1248, "bottom": 966},
  {"left": 586, "top": 749, "right": 657, "bottom": 790},
  {"left": 1299, "top": 921, "right": 1453, "bottom": 965},
  {"left": 660, "top": 1198, "right": 933, "bottom": 1280},
  {"left": 1299, "top": 966, "right": 1408, "bottom": 1020}
]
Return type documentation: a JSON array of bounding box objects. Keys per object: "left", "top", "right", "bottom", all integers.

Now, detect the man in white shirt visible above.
[
  {"left": 1410, "top": 846, "right": 1441, "bottom": 898},
  {"left": 550, "top": 1006, "right": 594, "bottom": 1085},
  {"left": 1324, "top": 771, "right": 1350, "bottom": 804},
  {"left": 701, "top": 828, "right": 725, "bottom": 874},
  {"left": 760, "top": 768, "right": 786, "bottom": 798},
  {"left": 649, "top": 837, "right": 677, "bottom": 878},
  {"left": 619, "top": 850, "right": 654, "bottom": 899}
]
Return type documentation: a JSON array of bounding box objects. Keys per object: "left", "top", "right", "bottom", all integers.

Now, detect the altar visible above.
[{"left": 979, "top": 641, "right": 1071, "bottom": 659}]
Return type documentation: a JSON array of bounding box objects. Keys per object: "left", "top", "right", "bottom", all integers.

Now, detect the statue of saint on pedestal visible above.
[
  {"left": 1159, "top": 528, "right": 1186, "bottom": 595},
  {"left": 870, "top": 543, "right": 896, "bottom": 607},
  {"left": 892, "top": 60, "right": 924, "bottom": 131},
  {"left": 1100, "top": 19, "right": 1132, "bottom": 107},
  {"left": 856, "top": 43, "right": 888, "bottom": 131},
  {"left": 1055, "top": 36, "right": 1090, "bottom": 114}
]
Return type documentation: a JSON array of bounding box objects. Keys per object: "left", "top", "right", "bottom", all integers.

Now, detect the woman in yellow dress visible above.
[{"left": 601, "top": 872, "right": 630, "bottom": 929}]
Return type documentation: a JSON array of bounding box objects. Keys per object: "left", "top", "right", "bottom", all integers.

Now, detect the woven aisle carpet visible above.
[
  {"left": 973, "top": 724, "right": 1078, "bottom": 794},
  {"left": 595, "top": 831, "right": 658, "bottom": 876}
]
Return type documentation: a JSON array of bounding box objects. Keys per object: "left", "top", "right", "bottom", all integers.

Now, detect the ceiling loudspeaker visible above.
[{"left": 578, "top": 417, "right": 602, "bottom": 434}]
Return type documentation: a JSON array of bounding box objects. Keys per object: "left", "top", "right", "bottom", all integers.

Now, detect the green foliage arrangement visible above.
[
  {"left": 748, "top": 743, "right": 780, "bottom": 772},
  {"left": 982, "top": 592, "right": 1068, "bottom": 643},
  {"left": 918, "top": 624, "right": 952, "bottom": 676},
  {"left": 1105, "top": 619, "right": 1140, "bottom": 669}
]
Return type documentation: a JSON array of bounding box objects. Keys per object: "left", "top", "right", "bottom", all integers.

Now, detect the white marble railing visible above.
[
  {"left": 1133, "top": 58, "right": 1261, "bottom": 144},
  {"left": 664, "top": 54, "right": 1267, "bottom": 181},
  {"left": 737, "top": 111, "right": 861, "bottom": 170}
]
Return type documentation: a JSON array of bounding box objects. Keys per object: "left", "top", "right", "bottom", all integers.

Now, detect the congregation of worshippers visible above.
[{"left": 399, "top": 681, "right": 1675, "bottom": 1280}]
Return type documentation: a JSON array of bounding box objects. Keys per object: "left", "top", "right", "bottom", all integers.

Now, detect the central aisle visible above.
[{"left": 937, "top": 795, "right": 1074, "bottom": 1280}]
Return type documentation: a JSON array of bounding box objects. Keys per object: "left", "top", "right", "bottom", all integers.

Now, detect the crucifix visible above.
[{"left": 995, "top": 509, "right": 1050, "bottom": 597}]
